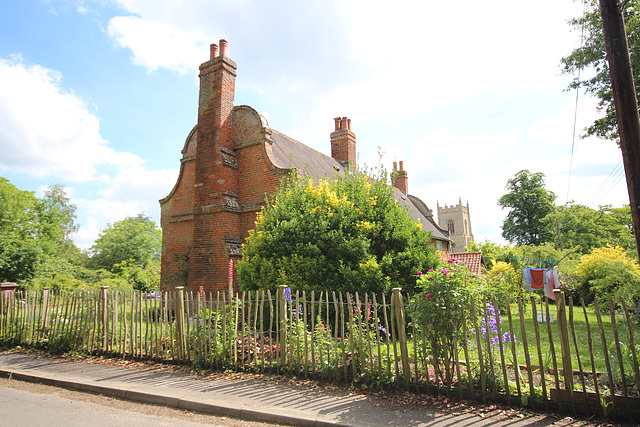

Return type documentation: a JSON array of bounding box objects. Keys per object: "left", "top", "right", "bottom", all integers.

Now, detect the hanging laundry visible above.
[
  {"left": 530, "top": 269, "right": 544, "bottom": 290},
  {"left": 544, "top": 268, "right": 555, "bottom": 300},
  {"left": 522, "top": 267, "right": 533, "bottom": 292}
]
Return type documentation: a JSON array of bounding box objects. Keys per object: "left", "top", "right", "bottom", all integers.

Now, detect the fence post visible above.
[
  {"left": 392, "top": 288, "right": 410, "bottom": 385},
  {"left": 100, "top": 286, "right": 109, "bottom": 353},
  {"left": 42, "top": 288, "right": 50, "bottom": 329},
  {"left": 174, "top": 286, "right": 186, "bottom": 361},
  {"left": 554, "top": 289, "right": 574, "bottom": 391},
  {"left": 278, "top": 285, "right": 288, "bottom": 366}
]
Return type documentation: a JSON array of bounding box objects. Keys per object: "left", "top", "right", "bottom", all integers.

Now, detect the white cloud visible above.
[
  {"left": 107, "top": 16, "right": 210, "bottom": 74},
  {"left": 0, "top": 55, "right": 147, "bottom": 182},
  {"left": 0, "top": 54, "right": 177, "bottom": 247}
]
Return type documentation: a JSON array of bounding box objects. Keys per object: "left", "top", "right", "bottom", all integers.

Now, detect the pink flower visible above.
[
  {"left": 441, "top": 269, "right": 448, "bottom": 275},
  {"left": 426, "top": 293, "right": 432, "bottom": 298},
  {"left": 428, "top": 269, "right": 434, "bottom": 273},
  {"left": 448, "top": 258, "right": 458, "bottom": 263},
  {"left": 417, "top": 271, "right": 423, "bottom": 275},
  {"left": 448, "top": 275, "right": 453, "bottom": 279}
]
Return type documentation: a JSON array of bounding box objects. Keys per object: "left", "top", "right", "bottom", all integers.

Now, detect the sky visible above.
[{"left": 0, "top": 0, "right": 631, "bottom": 249}]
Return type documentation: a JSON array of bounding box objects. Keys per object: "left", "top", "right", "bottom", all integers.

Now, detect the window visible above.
[
  {"left": 436, "top": 240, "right": 443, "bottom": 251},
  {"left": 447, "top": 220, "right": 455, "bottom": 234}
]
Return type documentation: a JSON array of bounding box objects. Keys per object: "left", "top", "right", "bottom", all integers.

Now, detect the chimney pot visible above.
[
  {"left": 219, "top": 39, "right": 228, "bottom": 57},
  {"left": 393, "top": 161, "right": 397, "bottom": 171},
  {"left": 399, "top": 161, "right": 404, "bottom": 170},
  {"left": 342, "top": 117, "right": 348, "bottom": 130},
  {"left": 334, "top": 117, "right": 341, "bottom": 131},
  {"left": 347, "top": 118, "right": 351, "bottom": 130},
  {"left": 210, "top": 43, "right": 219, "bottom": 60}
]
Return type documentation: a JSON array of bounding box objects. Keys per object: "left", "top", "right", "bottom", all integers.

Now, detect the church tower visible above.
[{"left": 437, "top": 198, "right": 474, "bottom": 252}]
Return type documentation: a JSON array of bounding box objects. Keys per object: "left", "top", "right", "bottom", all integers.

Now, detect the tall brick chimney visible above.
[
  {"left": 331, "top": 117, "right": 356, "bottom": 169},
  {"left": 190, "top": 40, "right": 241, "bottom": 291},
  {"left": 393, "top": 161, "right": 408, "bottom": 194}
]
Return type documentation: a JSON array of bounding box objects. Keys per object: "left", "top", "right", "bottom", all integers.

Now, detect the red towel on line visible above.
[{"left": 530, "top": 269, "right": 544, "bottom": 290}]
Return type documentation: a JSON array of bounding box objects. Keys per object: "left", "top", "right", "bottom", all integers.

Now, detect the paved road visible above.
[
  {"left": 0, "top": 377, "right": 275, "bottom": 427},
  {"left": 0, "top": 351, "right": 624, "bottom": 427}
]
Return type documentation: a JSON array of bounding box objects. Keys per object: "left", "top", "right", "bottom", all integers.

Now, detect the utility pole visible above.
[{"left": 599, "top": 0, "right": 640, "bottom": 260}]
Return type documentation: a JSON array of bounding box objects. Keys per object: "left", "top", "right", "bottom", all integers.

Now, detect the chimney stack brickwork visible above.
[
  {"left": 330, "top": 117, "right": 356, "bottom": 168},
  {"left": 190, "top": 40, "right": 241, "bottom": 290},
  {"left": 392, "top": 161, "right": 408, "bottom": 194}
]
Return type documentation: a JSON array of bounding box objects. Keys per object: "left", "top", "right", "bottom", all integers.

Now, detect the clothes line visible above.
[{"left": 522, "top": 267, "right": 560, "bottom": 300}]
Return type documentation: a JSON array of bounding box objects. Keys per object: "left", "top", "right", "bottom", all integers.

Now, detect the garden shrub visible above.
[
  {"left": 575, "top": 245, "right": 640, "bottom": 311},
  {"left": 238, "top": 169, "right": 439, "bottom": 296},
  {"left": 481, "top": 260, "right": 525, "bottom": 309}
]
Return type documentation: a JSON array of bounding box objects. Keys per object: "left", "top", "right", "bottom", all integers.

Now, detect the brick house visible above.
[{"left": 160, "top": 40, "right": 450, "bottom": 292}]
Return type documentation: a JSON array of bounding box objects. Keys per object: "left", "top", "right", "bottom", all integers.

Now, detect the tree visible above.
[
  {"left": 561, "top": 0, "right": 640, "bottom": 142},
  {"left": 602, "top": 204, "right": 637, "bottom": 256},
  {"left": 0, "top": 178, "right": 80, "bottom": 284},
  {"left": 88, "top": 214, "right": 161, "bottom": 271},
  {"left": 498, "top": 170, "right": 556, "bottom": 246},
  {"left": 237, "top": 170, "right": 440, "bottom": 295},
  {"left": 40, "top": 184, "right": 79, "bottom": 244},
  {"left": 543, "top": 203, "right": 635, "bottom": 254}
]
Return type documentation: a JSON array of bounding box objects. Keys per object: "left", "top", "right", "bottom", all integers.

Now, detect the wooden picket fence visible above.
[{"left": 0, "top": 285, "right": 639, "bottom": 421}]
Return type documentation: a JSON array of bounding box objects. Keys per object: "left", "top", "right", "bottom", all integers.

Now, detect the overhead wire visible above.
[
  {"left": 566, "top": 0, "right": 587, "bottom": 204},
  {"left": 583, "top": 161, "right": 625, "bottom": 208},
  {"left": 566, "top": 0, "right": 627, "bottom": 210}
]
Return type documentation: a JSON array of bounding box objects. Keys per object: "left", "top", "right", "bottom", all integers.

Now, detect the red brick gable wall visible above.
[
  {"left": 160, "top": 128, "right": 197, "bottom": 288},
  {"left": 161, "top": 103, "right": 293, "bottom": 293}
]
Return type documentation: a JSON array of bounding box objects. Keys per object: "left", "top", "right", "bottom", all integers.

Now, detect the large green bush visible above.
[
  {"left": 237, "top": 169, "right": 439, "bottom": 295},
  {"left": 575, "top": 246, "right": 640, "bottom": 310}
]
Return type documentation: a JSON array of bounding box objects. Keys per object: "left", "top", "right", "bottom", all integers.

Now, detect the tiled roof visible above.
[
  {"left": 270, "top": 128, "right": 450, "bottom": 242},
  {"left": 451, "top": 251, "right": 484, "bottom": 275},
  {"left": 271, "top": 129, "right": 343, "bottom": 179}
]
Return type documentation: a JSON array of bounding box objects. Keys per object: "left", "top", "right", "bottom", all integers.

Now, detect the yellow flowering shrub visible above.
[{"left": 237, "top": 168, "right": 439, "bottom": 295}]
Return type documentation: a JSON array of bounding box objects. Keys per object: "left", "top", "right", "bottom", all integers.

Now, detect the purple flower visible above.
[{"left": 285, "top": 287, "right": 291, "bottom": 303}]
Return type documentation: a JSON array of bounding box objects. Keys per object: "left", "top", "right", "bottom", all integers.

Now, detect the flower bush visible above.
[
  {"left": 412, "top": 258, "right": 481, "bottom": 381},
  {"left": 468, "top": 301, "right": 516, "bottom": 350}
]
